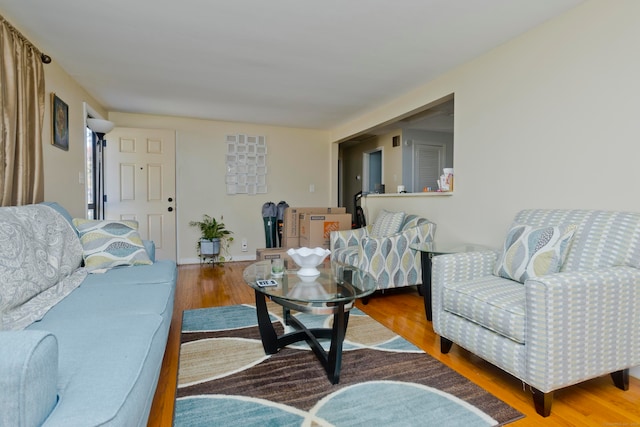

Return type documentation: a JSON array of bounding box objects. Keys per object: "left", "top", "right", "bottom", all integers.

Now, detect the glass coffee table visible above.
[
  {"left": 243, "top": 260, "right": 376, "bottom": 384},
  {"left": 410, "top": 243, "right": 492, "bottom": 321}
]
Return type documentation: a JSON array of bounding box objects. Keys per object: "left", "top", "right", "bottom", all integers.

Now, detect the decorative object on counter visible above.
[
  {"left": 286, "top": 247, "right": 331, "bottom": 276},
  {"left": 397, "top": 185, "right": 406, "bottom": 193},
  {"left": 437, "top": 168, "right": 454, "bottom": 192}
]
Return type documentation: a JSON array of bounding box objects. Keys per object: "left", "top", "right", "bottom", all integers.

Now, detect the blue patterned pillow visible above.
[
  {"left": 72, "top": 219, "right": 152, "bottom": 272},
  {"left": 370, "top": 210, "right": 406, "bottom": 237},
  {"left": 494, "top": 224, "right": 577, "bottom": 283}
]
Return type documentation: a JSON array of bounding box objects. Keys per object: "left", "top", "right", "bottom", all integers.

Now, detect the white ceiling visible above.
[{"left": 0, "top": 0, "right": 583, "bottom": 130}]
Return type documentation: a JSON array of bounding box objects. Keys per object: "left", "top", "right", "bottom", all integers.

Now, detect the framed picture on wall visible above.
[{"left": 51, "top": 93, "right": 69, "bottom": 151}]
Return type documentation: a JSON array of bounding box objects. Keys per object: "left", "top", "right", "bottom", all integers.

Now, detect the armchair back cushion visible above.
[{"left": 513, "top": 209, "right": 640, "bottom": 271}]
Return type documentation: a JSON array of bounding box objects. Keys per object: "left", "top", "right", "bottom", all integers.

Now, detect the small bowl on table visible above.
[{"left": 286, "top": 247, "right": 331, "bottom": 276}]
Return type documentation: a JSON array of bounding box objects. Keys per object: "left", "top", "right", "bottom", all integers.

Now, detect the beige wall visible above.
[
  {"left": 334, "top": 0, "right": 640, "bottom": 250},
  {"left": 108, "top": 112, "right": 330, "bottom": 263},
  {"left": 42, "top": 62, "right": 107, "bottom": 218},
  {"left": 36, "top": 0, "right": 640, "bottom": 262}
]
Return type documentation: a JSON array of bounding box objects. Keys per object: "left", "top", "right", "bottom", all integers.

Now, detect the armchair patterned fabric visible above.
[
  {"left": 330, "top": 214, "right": 436, "bottom": 291},
  {"left": 431, "top": 209, "right": 640, "bottom": 417}
]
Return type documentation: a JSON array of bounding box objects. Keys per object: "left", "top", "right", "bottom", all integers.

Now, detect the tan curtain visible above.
[{"left": 0, "top": 16, "right": 45, "bottom": 206}]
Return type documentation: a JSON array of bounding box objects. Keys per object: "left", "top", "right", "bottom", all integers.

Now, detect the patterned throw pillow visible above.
[
  {"left": 370, "top": 210, "right": 406, "bottom": 237},
  {"left": 493, "top": 224, "right": 577, "bottom": 283},
  {"left": 72, "top": 219, "right": 152, "bottom": 272}
]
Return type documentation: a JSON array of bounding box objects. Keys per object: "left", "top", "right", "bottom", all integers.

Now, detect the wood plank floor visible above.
[{"left": 147, "top": 262, "right": 640, "bottom": 426}]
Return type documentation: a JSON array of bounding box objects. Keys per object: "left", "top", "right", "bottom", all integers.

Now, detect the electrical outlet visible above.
[{"left": 241, "top": 238, "right": 248, "bottom": 252}]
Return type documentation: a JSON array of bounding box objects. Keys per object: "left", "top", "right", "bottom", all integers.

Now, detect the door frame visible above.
[
  {"left": 83, "top": 102, "right": 106, "bottom": 219},
  {"left": 362, "top": 147, "right": 384, "bottom": 193}
]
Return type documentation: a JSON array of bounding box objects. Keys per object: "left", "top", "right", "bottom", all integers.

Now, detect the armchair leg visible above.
[
  {"left": 440, "top": 337, "right": 453, "bottom": 353},
  {"left": 611, "top": 369, "right": 629, "bottom": 391},
  {"left": 531, "top": 388, "right": 552, "bottom": 417}
]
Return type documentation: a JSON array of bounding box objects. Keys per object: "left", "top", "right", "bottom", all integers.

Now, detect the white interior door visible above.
[
  {"left": 105, "top": 128, "right": 177, "bottom": 261},
  {"left": 413, "top": 143, "right": 444, "bottom": 192}
]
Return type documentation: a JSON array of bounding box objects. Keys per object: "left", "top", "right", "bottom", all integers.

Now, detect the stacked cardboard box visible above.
[
  {"left": 281, "top": 207, "right": 347, "bottom": 249},
  {"left": 256, "top": 207, "right": 351, "bottom": 261},
  {"left": 299, "top": 213, "right": 352, "bottom": 248},
  {"left": 255, "top": 247, "right": 294, "bottom": 268}
]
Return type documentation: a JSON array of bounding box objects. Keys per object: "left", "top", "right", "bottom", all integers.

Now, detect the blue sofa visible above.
[{"left": 0, "top": 203, "right": 177, "bottom": 426}]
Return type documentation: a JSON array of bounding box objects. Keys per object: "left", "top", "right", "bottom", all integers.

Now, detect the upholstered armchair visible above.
[
  {"left": 330, "top": 210, "right": 436, "bottom": 293},
  {"left": 431, "top": 209, "right": 640, "bottom": 417}
]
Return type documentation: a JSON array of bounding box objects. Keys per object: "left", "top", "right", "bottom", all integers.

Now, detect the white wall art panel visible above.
[{"left": 226, "top": 134, "right": 267, "bottom": 195}]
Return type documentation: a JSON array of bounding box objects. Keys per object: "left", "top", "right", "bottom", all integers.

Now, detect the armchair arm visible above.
[
  {"left": 525, "top": 266, "right": 640, "bottom": 392},
  {"left": 330, "top": 226, "right": 370, "bottom": 252},
  {"left": 431, "top": 250, "right": 499, "bottom": 286},
  {"left": 359, "top": 222, "right": 436, "bottom": 288},
  {"left": 431, "top": 250, "right": 499, "bottom": 326}
]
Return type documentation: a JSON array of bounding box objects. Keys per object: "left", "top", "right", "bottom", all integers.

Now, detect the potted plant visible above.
[{"left": 189, "top": 214, "right": 234, "bottom": 261}]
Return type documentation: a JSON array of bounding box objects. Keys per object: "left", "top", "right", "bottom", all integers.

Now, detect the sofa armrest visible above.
[
  {"left": 525, "top": 266, "right": 640, "bottom": 392},
  {"left": 0, "top": 330, "right": 58, "bottom": 427},
  {"left": 330, "top": 226, "right": 370, "bottom": 252},
  {"left": 143, "top": 240, "right": 156, "bottom": 262}
]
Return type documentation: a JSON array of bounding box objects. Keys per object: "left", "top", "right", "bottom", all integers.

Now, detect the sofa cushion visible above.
[
  {"left": 72, "top": 219, "right": 152, "bottom": 271},
  {"left": 370, "top": 210, "right": 405, "bottom": 237},
  {"left": 443, "top": 274, "right": 526, "bottom": 344},
  {"left": 29, "top": 313, "right": 164, "bottom": 426},
  {"left": 43, "top": 261, "right": 177, "bottom": 319},
  {"left": 494, "top": 223, "right": 576, "bottom": 283}
]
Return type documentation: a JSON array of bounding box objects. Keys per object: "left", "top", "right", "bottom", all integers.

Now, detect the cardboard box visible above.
[
  {"left": 299, "top": 213, "right": 352, "bottom": 249},
  {"left": 256, "top": 247, "right": 295, "bottom": 268},
  {"left": 282, "top": 207, "right": 347, "bottom": 248}
]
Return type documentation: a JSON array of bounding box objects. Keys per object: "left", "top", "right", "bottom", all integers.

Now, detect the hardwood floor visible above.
[{"left": 147, "top": 262, "right": 640, "bottom": 426}]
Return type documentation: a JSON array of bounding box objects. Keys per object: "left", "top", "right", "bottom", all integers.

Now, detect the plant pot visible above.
[{"left": 200, "top": 238, "right": 221, "bottom": 256}]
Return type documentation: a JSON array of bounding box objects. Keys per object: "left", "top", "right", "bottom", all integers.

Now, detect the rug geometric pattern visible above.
[{"left": 174, "top": 304, "right": 524, "bottom": 426}]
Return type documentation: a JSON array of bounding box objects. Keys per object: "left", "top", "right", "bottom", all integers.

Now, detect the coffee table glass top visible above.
[{"left": 243, "top": 260, "right": 376, "bottom": 304}]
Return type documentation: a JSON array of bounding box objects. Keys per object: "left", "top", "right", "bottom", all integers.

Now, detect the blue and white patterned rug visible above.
[{"left": 174, "top": 304, "right": 523, "bottom": 426}]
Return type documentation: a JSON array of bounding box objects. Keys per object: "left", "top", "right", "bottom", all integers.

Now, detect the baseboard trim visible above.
[{"left": 179, "top": 254, "right": 256, "bottom": 265}]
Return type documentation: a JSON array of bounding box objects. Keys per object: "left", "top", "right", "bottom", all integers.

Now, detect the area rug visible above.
[{"left": 174, "top": 304, "right": 524, "bottom": 426}]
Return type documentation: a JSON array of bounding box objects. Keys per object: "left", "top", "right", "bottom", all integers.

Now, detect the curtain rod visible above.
[{"left": 0, "top": 14, "right": 51, "bottom": 64}]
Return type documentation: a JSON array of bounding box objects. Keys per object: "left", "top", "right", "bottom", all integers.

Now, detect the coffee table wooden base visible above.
[{"left": 254, "top": 291, "right": 350, "bottom": 384}]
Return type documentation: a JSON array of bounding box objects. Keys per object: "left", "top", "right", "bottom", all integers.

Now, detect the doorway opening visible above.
[
  {"left": 363, "top": 148, "right": 383, "bottom": 193},
  {"left": 337, "top": 93, "right": 454, "bottom": 205}
]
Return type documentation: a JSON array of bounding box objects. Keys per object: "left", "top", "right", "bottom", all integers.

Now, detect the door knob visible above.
[
  {"left": 168, "top": 207, "right": 174, "bottom": 212},
  {"left": 168, "top": 197, "right": 173, "bottom": 202}
]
